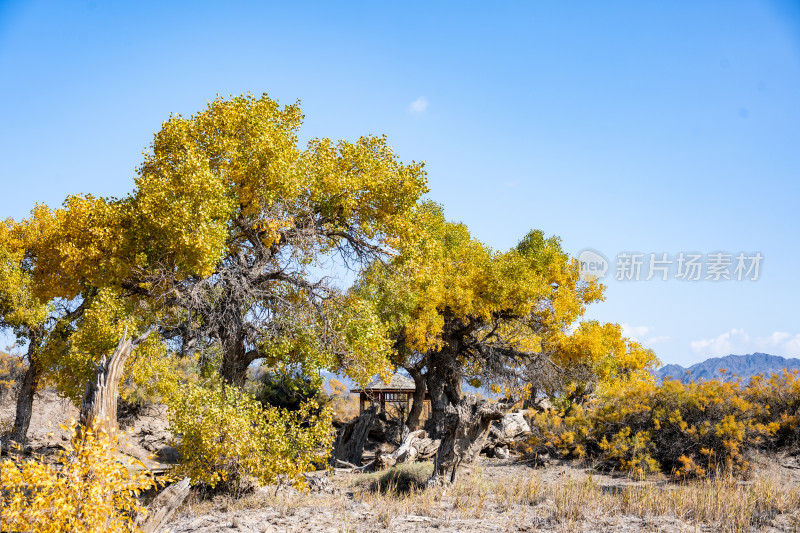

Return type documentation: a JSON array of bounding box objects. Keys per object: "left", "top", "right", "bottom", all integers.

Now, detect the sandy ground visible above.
[
  {"left": 160, "top": 457, "right": 800, "bottom": 533},
  {"left": 0, "top": 388, "right": 176, "bottom": 469},
  {"left": 3, "top": 390, "right": 800, "bottom": 532}
]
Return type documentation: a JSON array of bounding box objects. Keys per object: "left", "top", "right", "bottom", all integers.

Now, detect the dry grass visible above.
[
  {"left": 169, "top": 461, "right": 800, "bottom": 532},
  {"left": 349, "top": 464, "right": 800, "bottom": 532}
]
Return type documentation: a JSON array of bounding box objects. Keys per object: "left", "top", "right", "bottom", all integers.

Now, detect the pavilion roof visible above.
[{"left": 351, "top": 374, "right": 416, "bottom": 392}]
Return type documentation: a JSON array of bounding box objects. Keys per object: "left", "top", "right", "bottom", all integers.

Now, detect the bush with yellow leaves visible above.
[
  {"left": 526, "top": 373, "right": 800, "bottom": 478},
  {"left": 0, "top": 349, "right": 26, "bottom": 400},
  {"left": 167, "top": 380, "right": 334, "bottom": 496},
  {"left": 1, "top": 420, "right": 155, "bottom": 533},
  {"left": 744, "top": 369, "right": 800, "bottom": 449}
]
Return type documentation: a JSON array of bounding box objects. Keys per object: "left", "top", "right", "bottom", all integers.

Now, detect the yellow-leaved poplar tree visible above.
[{"left": 356, "top": 201, "right": 658, "bottom": 435}]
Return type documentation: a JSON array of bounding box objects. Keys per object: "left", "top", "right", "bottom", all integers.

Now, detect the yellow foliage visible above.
[
  {"left": 0, "top": 231, "right": 49, "bottom": 333},
  {"left": 359, "top": 202, "right": 657, "bottom": 399},
  {"left": 1, "top": 420, "right": 155, "bottom": 533},
  {"left": 167, "top": 381, "right": 334, "bottom": 494},
  {"left": 0, "top": 349, "right": 26, "bottom": 398},
  {"left": 327, "top": 377, "right": 361, "bottom": 423},
  {"left": 527, "top": 373, "right": 800, "bottom": 478}
]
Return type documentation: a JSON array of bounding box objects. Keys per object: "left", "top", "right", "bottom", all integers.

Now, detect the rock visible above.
[
  {"left": 501, "top": 411, "right": 532, "bottom": 441},
  {"left": 487, "top": 411, "right": 531, "bottom": 447},
  {"left": 155, "top": 445, "right": 181, "bottom": 463},
  {"left": 303, "top": 473, "right": 335, "bottom": 494}
]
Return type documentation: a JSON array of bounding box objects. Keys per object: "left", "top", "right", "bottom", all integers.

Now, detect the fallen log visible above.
[
  {"left": 334, "top": 458, "right": 376, "bottom": 472},
  {"left": 375, "top": 429, "right": 440, "bottom": 470},
  {"left": 135, "top": 477, "right": 191, "bottom": 533}
]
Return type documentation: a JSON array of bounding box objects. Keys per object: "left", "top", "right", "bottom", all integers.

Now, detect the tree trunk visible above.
[
  {"left": 428, "top": 394, "right": 506, "bottom": 485},
  {"left": 5, "top": 333, "right": 43, "bottom": 447},
  {"left": 405, "top": 367, "right": 427, "bottom": 430},
  {"left": 79, "top": 331, "right": 134, "bottom": 436},
  {"left": 331, "top": 406, "right": 377, "bottom": 466},
  {"left": 424, "top": 345, "right": 463, "bottom": 441},
  {"left": 219, "top": 332, "right": 250, "bottom": 388}
]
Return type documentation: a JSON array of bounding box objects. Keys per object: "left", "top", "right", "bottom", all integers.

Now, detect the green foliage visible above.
[
  {"left": 252, "top": 369, "right": 330, "bottom": 413},
  {"left": 527, "top": 372, "right": 800, "bottom": 478},
  {"left": 167, "top": 380, "right": 334, "bottom": 495}
]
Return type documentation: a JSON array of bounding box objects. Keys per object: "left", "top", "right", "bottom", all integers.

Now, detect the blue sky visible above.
[{"left": 1, "top": 1, "right": 798, "bottom": 366}]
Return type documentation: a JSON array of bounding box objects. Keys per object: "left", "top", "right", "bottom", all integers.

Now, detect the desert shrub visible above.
[
  {"left": 1, "top": 419, "right": 155, "bottom": 533},
  {"left": 167, "top": 380, "right": 334, "bottom": 496},
  {"left": 0, "top": 349, "right": 27, "bottom": 400},
  {"left": 528, "top": 376, "right": 781, "bottom": 477},
  {"left": 744, "top": 369, "right": 800, "bottom": 450},
  {"left": 355, "top": 461, "right": 433, "bottom": 494}
]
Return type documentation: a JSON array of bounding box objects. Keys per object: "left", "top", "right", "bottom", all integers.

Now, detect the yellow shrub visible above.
[
  {"left": 745, "top": 370, "right": 800, "bottom": 448},
  {"left": 1, "top": 420, "right": 155, "bottom": 533},
  {"left": 526, "top": 375, "right": 791, "bottom": 478},
  {"left": 167, "top": 380, "right": 334, "bottom": 495}
]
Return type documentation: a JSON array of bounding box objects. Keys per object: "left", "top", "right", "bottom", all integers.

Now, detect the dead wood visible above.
[
  {"left": 331, "top": 406, "right": 377, "bottom": 466},
  {"left": 77, "top": 328, "right": 189, "bottom": 533},
  {"left": 375, "top": 429, "right": 440, "bottom": 470},
  {"left": 334, "top": 458, "right": 376, "bottom": 472},
  {"left": 79, "top": 330, "right": 133, "bottom": 436},
  {"left": 78, "top": 326, "right": 153, "bottom": 436},
  {"left": 135, "top": 477, "right": 191, "bottom": 533}
]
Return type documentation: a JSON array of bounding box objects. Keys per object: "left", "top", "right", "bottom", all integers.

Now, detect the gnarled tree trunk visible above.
[
  {"left": 424, "top": 344, "right": 463, "bottom": 441},
  {"left": 81, "top": 329, "right": 191, "bottom": 533},
  {"left": 331, "top": 406, "right": 377, "bottom": 466},
  {"left": 428, "top": 394, "right": 506, "bottom": 485}
]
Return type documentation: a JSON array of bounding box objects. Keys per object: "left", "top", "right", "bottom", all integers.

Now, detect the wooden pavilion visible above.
[{"left": 350, "top": 374, "right": 430, "bottom": 417}]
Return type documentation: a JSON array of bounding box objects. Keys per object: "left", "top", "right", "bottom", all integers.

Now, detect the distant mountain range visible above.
[{"left": 654, "top": 353, "right": 800, "bottom": 383}]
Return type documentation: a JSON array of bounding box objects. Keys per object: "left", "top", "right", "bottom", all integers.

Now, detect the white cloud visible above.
[
  {"left": 621, "top": 324, "right": 650, "bottom": 340},
  {"left": 621, "top": 324, "right": 670, "bottom": 347},
  {"left": 690, "top": 329, "right": 800, "bottom": 358},
  {"left": 785, "top": 335, "right": 800, "bottom": 357},
  {"left": 645, "top": 335, "right": 671, "bottom": 345},
  {"left": 690, "top": 328, "right": 747, "bottom": 356},
  {"left": 408, "top": 96, "right": 429, "bottom": 114}
]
